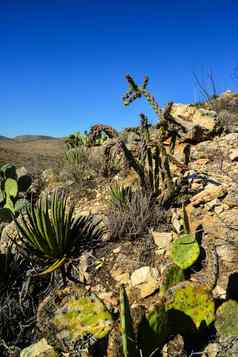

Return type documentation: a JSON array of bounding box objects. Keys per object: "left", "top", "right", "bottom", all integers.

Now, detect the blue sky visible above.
[{"left": 0, "top": 0, "right": 238, "bottom": 137}]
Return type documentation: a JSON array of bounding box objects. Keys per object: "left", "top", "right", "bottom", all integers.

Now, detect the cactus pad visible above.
[
  {"left": 5, "top": 178, "right": 18, "bottom": 198},
  {"left": 170, "top": 234, "right": 200, "bottom": 269},
  {"left": 215, "top": 300, "right": 238, "bottom": 337},
  {"left": 18, "top": 174, "right": 32, "bottom": 192},
  {"left": 165, "top": 282, "right": 215, "bottom": 329},
  {"left": 37, "top": 286, "right": 113, "bottom": 352},
  {"left": 0, "top": 207, "right": 13, "bottom": 222},
  {"left": 138, "top": 304, "right": 168, "bottom": 357},
  {"left": 0, "top": 164, "right": 17, "bottom": 179},
  {"left": 160, "top": 263, "right": 184, "bottom": 297}
]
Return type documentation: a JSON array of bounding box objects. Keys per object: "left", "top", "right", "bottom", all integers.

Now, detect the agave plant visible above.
[
  {"left": 14, "top": 191, "right": 105, "bottom": 284},
  {"left": 109, "top": 185, "right": 133, "bottom": 209}
]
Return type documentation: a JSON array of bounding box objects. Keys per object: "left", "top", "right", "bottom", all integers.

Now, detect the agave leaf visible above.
[{"left": 38, "top": 257, "right": 66, "bottom": 276}]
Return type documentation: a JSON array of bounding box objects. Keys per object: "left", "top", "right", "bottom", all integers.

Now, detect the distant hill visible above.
[
  {"left": 14, "top": 135, "right": 59, "bottom": 141},
  {"left": 0, "top": 135, "right": 10, "bottom": 140}
]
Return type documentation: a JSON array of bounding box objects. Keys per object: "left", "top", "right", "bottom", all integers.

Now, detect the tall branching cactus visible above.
[{"left": 89, "top": 75, "right": 187, "bottom": 205}]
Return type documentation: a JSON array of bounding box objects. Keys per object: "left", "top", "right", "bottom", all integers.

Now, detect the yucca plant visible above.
[{"left": 14, "top": 191, "right": 105, "bottom": 284}]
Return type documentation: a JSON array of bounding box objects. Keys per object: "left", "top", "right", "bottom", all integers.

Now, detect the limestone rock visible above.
[
  {"left": 0, "top": 220, "right": 18, "bottom": 254},
  {"left": 202, "top": 343, "right": 219, "bottom": 357},
  {"left": 151, "top": 231, "right": 173, "bottom": 256},
  {"left": 190, "top": 185, "right": 227, "bottom": 206},
  {"left": 162, "top": 334, "right": 185, "bottom": 357},
  {"left": 229, "top": 148, "right": 238, "bottom": 161},
  {"left": 171, "top": 104, "right": 218, "bottom": 142},
  {"left": 20, "top": 339, "right": 57, "bottom": 357},
  {"left": 130, "top": 266, "right": 160, "bottom": 298}
]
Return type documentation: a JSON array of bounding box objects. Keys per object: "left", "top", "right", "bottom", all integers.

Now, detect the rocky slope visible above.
[{"left": 1, "top": 91, "right": 238, "bottom": 356}]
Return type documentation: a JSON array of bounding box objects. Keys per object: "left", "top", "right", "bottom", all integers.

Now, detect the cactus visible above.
[
  {"left": 165, "top": 281, "right": 215, "bottom": 329},
  {"left": 5, "top": 178, "right": 18, "bottom": 198},
  {"left": 0, "top": 207, "right": 13, "bottom": 222},
  {"left": 215, "top": 300, "right": 238, "bottom": 338},
  {"left": 0, "top": 163, "right": 17, "bottom": 180},
  {"left": 94, "top": 75, "right": 187, "bottom": 204},
  {"left": 37, "top": 286, "right": 113, "bottom": 353},
  {"left": 64, "top": 131, "right": 88, "bottom": 149},
  {"left": 138, "top": 304, "right": 168, "bottom": 357},
  {"left": 170, "top": 233, "right": 200, "bottom": 270},
  {"left": 0, "top": 164, "right": 32, "bottom": 221},
  {"left": 160, "top": 263, "right": 185, "bottom": 298},
  {"left": 120, "top": 286, "right": 137, "bottom": 357}
]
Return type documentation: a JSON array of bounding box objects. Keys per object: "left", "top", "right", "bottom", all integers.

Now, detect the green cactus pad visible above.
[
  {"left": 4, "top": 196, "right": 15, "bottom": 213},
  {"left": 160, "top": 263, "right": 184, "bottom": 297},
  {"left": 138, "top": 304, "right": 168, "bottom": 357},
  {"left": 18, "top": 174, "right": 32, "bottom": 192},
  {"left": 170, "top": 234, "right": 200, "bottom": 269},
  {"left": 215, "top": 300, "right": 238, "bottom": 338},
  {"left": 0, "top": 164, "right": 17, "bottom": 179},
  {"left": 0, "top": 189, "right": 5, "bottom": 203},
  {"left": 0, "top": 207, "right": 13, "bottom": 222},
  {"left": 14, "top": 198, "right": 30, "bottom": 213},
  {"left": 37, "top": 286, "right": 113, "bottom": 352},
  {"left": 5, "top": 178, "right": 18, "bottom": 198},
  {"left": 165, "top": 282, "right": 215, "bottom": 329}
]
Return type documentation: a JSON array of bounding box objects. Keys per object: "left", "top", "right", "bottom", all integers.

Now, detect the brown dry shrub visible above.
[{"left": 106, "top": 189, "right": 170, "bottom": 241}]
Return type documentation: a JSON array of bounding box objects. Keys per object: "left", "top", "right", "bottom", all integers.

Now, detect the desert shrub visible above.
[
  {"left": 64, "top": 146, "right": 90, "bottom": 184},
  {"left": 0, "top": 242, "right": 49, "bottom": 351},
  {"left": 106, "top": 189, "right": 170, "bottom": 240},
  {"left": 217, "top": 109, "right": 238, "bottom": 134}
]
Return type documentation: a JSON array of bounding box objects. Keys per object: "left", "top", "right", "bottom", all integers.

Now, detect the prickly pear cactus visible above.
[
  {"left": 0, "top": 165, "right": 31, "bottom": 221},
  {"left": 5, "top": 178, "right": 18, "bottom": 198},
  {"left": 165, "top": 282, "right": 215, "bottom": 329},
  {"left": 0, "top": 164, "right": 17, "bottom": 180},
  {"left": 18, "top": 174, "right": 32, "bottom": 192},
  {"left": 160, "top": 263, "right": 184, "bottom": 298},
  {"left": 215, "top": 300, "right": 238, "bottom": 338},
  {"left": 0, "top": 207, "right": 13, "bottom": 222},
  {"left": 120, "top": 286, "right": 137, "bottom": 357},
  {"left": 37, "top": 286, "right": 113, "bottom": 353},
  {"left": 170, "top": 234, "right": 200, "bottom": 270},
  {"left": 138, "top": 304, "right": 168, "bottom": 357}
]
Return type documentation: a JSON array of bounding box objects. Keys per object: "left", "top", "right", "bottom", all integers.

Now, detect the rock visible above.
[
  {"left": 171, "top": 104, "right": 219, "bottom": 143},
  {"left": 130, "top": 266, "right": 160, "bottom": 298},
  {"left": 111, "top": 270, "right": 130, "bottom": 286},
  {"left": 162, "top": 334, "right": 185, "bottom": 357},
  {"left": 171, "top": 209, "right": 183, "bottom": 234},
  {"left": 190, "top": 185, "right": 227, "bottom": 206},
  {"left": 16, "top": 166, "right": 28, "bottom": 178},
  {"left": 151, "top": 231, "right": 173, "bottom": 256},
  {"left": 20, "top": 339, "right": 57, "bottom": 357},
  {"left": 0, "top": 220, "right": 18, "bottom": 254},
  {"left": 229, "top": 148, "right": 238, "bottom": 161},
  {"left": 205, "top": 198, "right": 221, "bottom": 211},
  {"left": 202, "top": 343, "right": 219, "bottom": 357}
]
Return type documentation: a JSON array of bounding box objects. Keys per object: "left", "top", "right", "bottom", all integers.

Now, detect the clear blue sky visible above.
[{"left": 1, "top": 0, "right": 238, "bottom": 137}]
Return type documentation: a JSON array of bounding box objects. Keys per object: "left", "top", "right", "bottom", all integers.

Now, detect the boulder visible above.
[
  {"left": 171, "top": 104, "right": 219, "bottom": 143},
  {"left": 130, "top": 266, "right": 160, "bottom": 298},
  {"left": 20, "top": 339, "right": 57, "bottom": 357}
]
